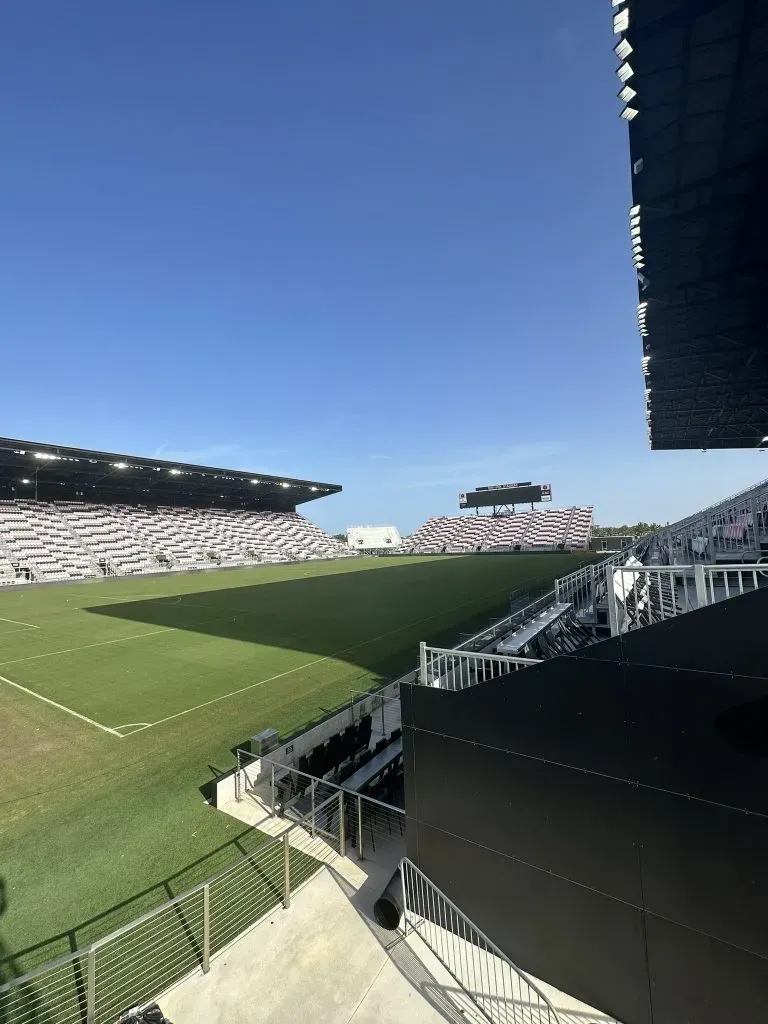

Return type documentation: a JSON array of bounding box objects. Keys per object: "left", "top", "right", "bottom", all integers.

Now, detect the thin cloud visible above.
[
  {"left": 367, "top": 454, "right": 393, "bottom": 461},
  {"left": 403, "top": 441, "right": 568, "bottom": 488},
  {"left": 155, "top": 443, "right": 288, "bottom": 468}
]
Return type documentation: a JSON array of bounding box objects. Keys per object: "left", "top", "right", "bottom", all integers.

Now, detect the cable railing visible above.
[
  {"left": 417, "top": 644, "right": 540, "bottom": 691},
  {"left": 235, "top": 752, "right": 406, "bottom": 863},
  {"left": 605, "top": 562, "right": 767, "bottom": 636},
  {"left": 400, "top": 859, "right": 562, "bottom": 1024},
  {"left": 0, "top": 790, "right": 364, "bottom": 1024}
]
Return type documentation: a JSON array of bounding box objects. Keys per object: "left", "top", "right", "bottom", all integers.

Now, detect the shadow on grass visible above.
[
  {"left": 0, "top": 824, "right": 272, "bottom": 978},
  {"left": 84, "top": 555, "right": 580, "bottom": 678}
]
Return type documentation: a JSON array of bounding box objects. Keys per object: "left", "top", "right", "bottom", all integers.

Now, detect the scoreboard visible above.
[{"left": 459, "top": 482, "right": 552, "bottom": 510}]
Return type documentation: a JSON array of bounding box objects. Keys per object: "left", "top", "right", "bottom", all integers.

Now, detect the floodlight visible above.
[
  {"left": 613, "top": 9, "right": 629, "bottom": 33},
  {"left": 21, "top": 478, "right": 30, "bottom": 484},
  {"left": 618, "top": 85, "right": 636, "bottom": 103},
  {"left": 617, "top": 62, "right": 634, "bottom": 83},
  {"left": 614, "top": 39, "right": 632, "bottom": 60},
  {"left": 620, "top": 105, "right": 638, "bottom": 120}
]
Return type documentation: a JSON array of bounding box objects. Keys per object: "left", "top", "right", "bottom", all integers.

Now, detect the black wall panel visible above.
[
  {"left": 403, "top": 585, "right": 768, "bottom": 1024},
  {"left": 412, "top": 821, "right": 653, "bottom": 1024}
]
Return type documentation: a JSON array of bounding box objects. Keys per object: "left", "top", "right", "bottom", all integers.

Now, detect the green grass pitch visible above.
[{"left": 0, "top": 552, "right": 586, "bottom": 975}]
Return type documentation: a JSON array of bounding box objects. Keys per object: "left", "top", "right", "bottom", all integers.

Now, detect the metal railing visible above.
[
  {"left": 605, "top": 562, "right": 767, "bottom": 636},
  {"left": 554, "top": 543, "right": 643, "bottom": 614},
  {"left": 400, "top": 859, "right": 561, "bottom": 1024},
  {"left": 236, "top": 752, "right": 406, "bottom": 863},
  {"left": 418, "top": 643, "right": 540, "bottom": 691},
  {"left": 0, "top": 798, "right": 345, "bottom": 1024},
  {"left": 454, "top": 590, "right": 557, "bottom": 653}
]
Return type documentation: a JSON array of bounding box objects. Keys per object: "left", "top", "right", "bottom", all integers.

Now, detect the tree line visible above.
[{"left": 592, "top": 522, "right": 664, "bottom": 538}]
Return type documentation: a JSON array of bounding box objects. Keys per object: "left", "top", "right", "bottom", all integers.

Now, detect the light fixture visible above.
[
  {"left": 614, "top": 38, "right": 632, "bottom": 60},
  {"left": 617, "top": 62, "right": 634, "bottom": 83},
  {"left": 618, "top": 84, "right": 637, "bottom": 103},
  {"left": 113, "top": 462, "right": 127, "bottom": 469},
  {"left": 21, "top": 478, "right": 30, "bottom": 484},
  {"left": 611, "top": 0, "right": 626, "bottom": 6},
  {"left": 281, "top": 482, "right": 290, "bottom": 488},
  {"left": 310, "top": 486, "right": 318, "bottom": 492},
  {"left": 637, "top": 301, "right": 648, "bottom": 311},
  {"left": 631, "top": 225, "right": 641, "bottom": 238},
  {"left": 620, "top": 105, "right": 639, "bottom": 120},
  {"left": 170, "top": 469, "right": 181, "bottom": 475},
  {"left": 613, "top": 8, "right": 629, "bottom": 33},
  {"left": 250, "top": 478, "right": 260, "bottom": 484},
  {"left": 630, "top": 205, "right": 641, "bottom": 216},
  {"left": 632, "top": 240, "right": 643, "bottom": 251}
]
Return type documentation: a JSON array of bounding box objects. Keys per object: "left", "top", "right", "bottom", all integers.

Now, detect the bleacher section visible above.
[
  {"left": 0, "top": 501, "right": 349, "bottom": 584},
  {"left": 405, "top": 507, "right": 593, "bottom": 554}
]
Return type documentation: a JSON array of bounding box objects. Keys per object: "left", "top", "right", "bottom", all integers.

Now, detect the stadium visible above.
[{"left": 2, "top": 2, "right": 768, "bottom": 1024}]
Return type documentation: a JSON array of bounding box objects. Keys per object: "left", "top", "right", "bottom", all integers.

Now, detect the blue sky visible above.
[{"left": 3, "top": 1, "right": 765, "bottom": 535}]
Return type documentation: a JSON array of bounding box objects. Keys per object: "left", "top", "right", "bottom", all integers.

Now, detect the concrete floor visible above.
[{"left": 155, "top": 789, "right": 620, "bottom": 1024}]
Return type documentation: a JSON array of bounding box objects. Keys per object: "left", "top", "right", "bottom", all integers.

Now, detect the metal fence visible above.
[
  {"left": 0, "top": 799, "right": 345, "bottom": 1024},
  {"left": 400, "top": 859, "right": 561, "bottom": 1024},
  {"left": 605, "top": 562, "right": 767, "bottom": 636},
  {"left": 453, "top": 590, "right": 558, "bottom": 654},
  {"left": 236, "top": 752, "right": 406, "bottom": 863},
  {"left": 417, "top": 644, "right": 540, "bottom": 691},
  {"left": 554, "top": 543, "right": 645, "bottom": 615}
]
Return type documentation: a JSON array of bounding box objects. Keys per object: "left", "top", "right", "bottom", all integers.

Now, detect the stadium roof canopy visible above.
[
  {"left": 0, "top": 437, "right": 341, "bottom": 511},
  {"left": 619, "top": 0, "right": 768, "bottom": 448}
]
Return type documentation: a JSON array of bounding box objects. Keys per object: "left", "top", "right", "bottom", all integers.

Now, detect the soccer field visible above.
[{"left": 0, "top": 552, "right": 585, "bottom": 973}]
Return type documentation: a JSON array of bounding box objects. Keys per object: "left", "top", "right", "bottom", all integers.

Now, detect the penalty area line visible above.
[
  {"left": 0, "top": 615, "right": 40, "bottom": 629},
  {"left": 0, "top": 673, "right": 122, "bottom": 737},
  {"left": 138, "top": 588, "right": 514, "bottom": 733}
]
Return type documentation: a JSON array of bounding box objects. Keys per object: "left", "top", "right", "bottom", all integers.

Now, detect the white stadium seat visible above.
[
  {"left": 404, "top": 507, "right": 593, "bottom": 554},
  {"left": 0, "top": 500, "right": 350, "bottom": 583}
]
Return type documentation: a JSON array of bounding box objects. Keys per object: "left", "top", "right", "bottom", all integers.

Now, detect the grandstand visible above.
[
  {"left": 0, "top": 437, "right": 349, "bottom": 583},
  {"left": 404, "top": 506, "right": 593, "bottom": 554}
]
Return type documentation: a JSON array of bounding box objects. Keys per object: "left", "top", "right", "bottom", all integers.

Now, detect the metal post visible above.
[
  {"left": 310, "top": 780, "right": 316, "bottom": 837},
  {"left": 270, "top": 762, "right": 275, "bottom": 815},
  {"left": 606, "top": 565, "right": 620, "bottom": 636},
  {"left": 694, "top": 563, "right": 707, "bottom": 608},
  {"left": 419, "top": 641, "right": 428, "bottom": 685},
  {"left": 282, "top": 833, "right": 291, "bottom": 908},
  {"left": 235, "top": 751, "right": 241, "bottom": 802},
  {"left": 400, "top": 861, "right": 409, "bottom": 936},
  {"left": 338, "top": 791, "right": 345, "bottom": 857},
  {"left": 381, "top": 699, "right": 385, "bottom": 738},
  {"left": 202, "top": 884, "right": 210, "bottom": 973},
  {"left": 86, "top": 947, "right": 96, "bottom": 1024},
  {"left": 357, "top": 793, "right": 364, "bottom": 860}
]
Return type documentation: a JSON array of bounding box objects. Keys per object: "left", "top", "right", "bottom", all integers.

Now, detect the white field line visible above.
[
  {"left": 0, "top": 615, "right": 40, "bottom": 629},
  {"left": 0, "top": 628, "right": 173, "bottom": 669},
  {"left": 0, "top": 574, "right": 539, "bottom": 737},
  {"left": 140, "top": 592, "right": 501, "bottom": 731},
  {"left": 0, "top": 673, "right": 121, "bottom": 736}
]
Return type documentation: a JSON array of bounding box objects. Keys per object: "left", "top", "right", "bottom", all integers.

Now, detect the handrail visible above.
[
  {"left": 400, "top": 858, "right": 562, "bottom": 1024},
  {"left": 0, "top": 794, "right": 339, "bottom": 999}
]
